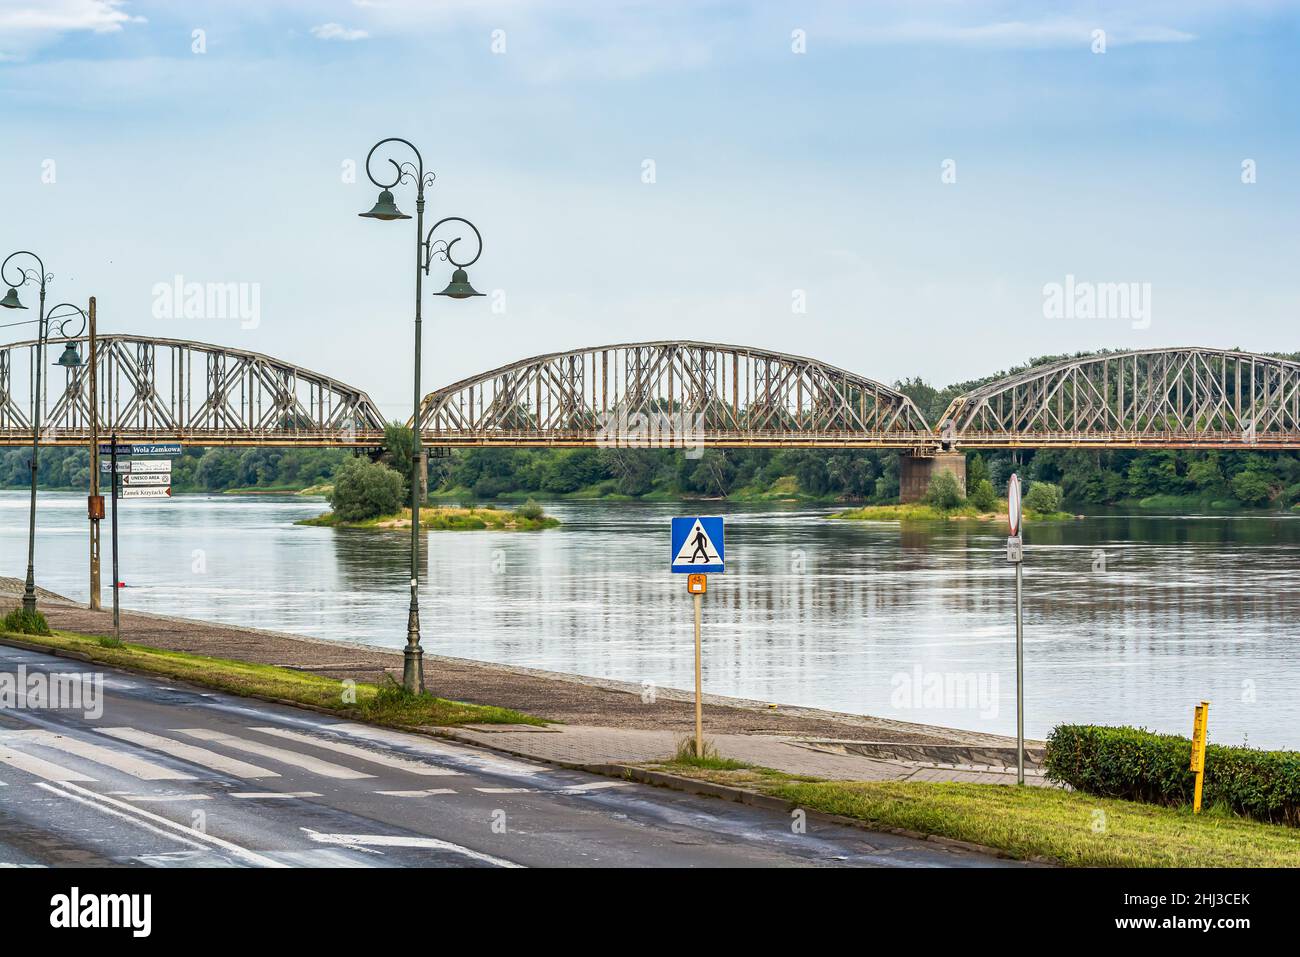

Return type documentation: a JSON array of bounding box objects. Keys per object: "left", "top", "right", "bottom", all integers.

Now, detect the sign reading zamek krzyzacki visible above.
[{"left": 99, "top": 445, "right": 179, "bottom": 501}]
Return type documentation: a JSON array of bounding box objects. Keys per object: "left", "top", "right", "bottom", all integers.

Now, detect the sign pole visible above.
[
  {"left": 87, "top": 297, "right": 101, "bottom": 611},
  {"left": 1006, "top": 473, "right": 1025, "bottom": 785},
  {"left": 693, "top": 588, "right": 703, "bottom": 758},
  {"left": 110, "top": 433, "right": 120, "bottom": 641},
  {"left": 1191, "top": 700, "right": 1210, "bottom": 813}
]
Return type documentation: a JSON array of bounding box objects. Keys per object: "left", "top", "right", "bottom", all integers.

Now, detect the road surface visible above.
[{"left": 0, "top": 644, "right": 1014, "bottom": 868}]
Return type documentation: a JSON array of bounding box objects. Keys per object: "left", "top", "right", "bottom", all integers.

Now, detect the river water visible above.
[{"left": 2, "top": 491, "right": 1296, "bottom": 749}]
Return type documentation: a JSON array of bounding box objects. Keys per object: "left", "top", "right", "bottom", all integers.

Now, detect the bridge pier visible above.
[{"left": 899, "top": 452, "right": 966, "bottom": 503}]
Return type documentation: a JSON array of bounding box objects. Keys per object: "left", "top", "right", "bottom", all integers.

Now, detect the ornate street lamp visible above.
[
  {"left": 359, "top": 137, "right": 485, "bottom": 693},
  {"left": 0, "top": 248, "right": 86, "bottom": 615}
]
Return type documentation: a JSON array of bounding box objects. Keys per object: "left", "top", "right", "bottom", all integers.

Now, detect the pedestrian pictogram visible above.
[{"left": 671, "top": 516, "right": 724, "bottom": 574}]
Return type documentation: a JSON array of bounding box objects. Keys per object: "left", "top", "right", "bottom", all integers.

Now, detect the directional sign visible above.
[
  {"left": 99, "top": 458, "right": 173, "bottom": 474},
  {"left": 1007, "top": 473, "right": 1022, "bottom": 537},
  {"left": 671, "top": 516, "right": 724, "bottom": 574},
  {"left": 119, "top": 486, "right": 172, "bottom": 499},
  {"left": 122, "top": 473, "right": 171, "bottom": 487},
  {"left": 99, "top": 442, "right": 182, "bottom": 456},
  {"left": 127, "top": 459, "right": 172, "bottom": 474}
]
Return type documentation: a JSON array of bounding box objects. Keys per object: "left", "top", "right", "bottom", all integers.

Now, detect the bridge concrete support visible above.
[{"left": 899, "top": 452, "right": 966, "bottom": 503}]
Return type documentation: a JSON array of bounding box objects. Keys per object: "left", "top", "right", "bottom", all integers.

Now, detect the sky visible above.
[{"left": 1, "top": 0, "right": 1297, "bottom": 420}]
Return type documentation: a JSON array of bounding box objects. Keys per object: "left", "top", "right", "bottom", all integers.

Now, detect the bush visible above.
[
  {"left": 1045, "top": 724, "right": 1300, "bottom": 826},
  {"left": 1024, "top": 481, "right": 1063, "bottom": 514},
  {"left": 328, "top": 458, "right": 405, "bottom": 521},
  {"left": 2, "top": 607, "right": 51, "bottom": 636},
  {"left": 924, "top": 470, "right": 964, "bottom": 510},
  {"left": 515, "top": 499, "right": 544, "bottom": 521},
  {"left": 969, "top": 478, "right": 998, "bottom": 512}
]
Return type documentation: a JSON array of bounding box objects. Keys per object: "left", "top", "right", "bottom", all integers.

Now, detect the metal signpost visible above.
[
  {"left": 1006, "top": 473, "right": 1025, "bottom": 785},
  {"left": 1190, "top": 700, "right": 1210, "bottom": 813},
  {"left": 671, "top": 516, "right": 725, "bottom": 758},
  {"left": 97, "top": 442, "right": 179, "bottom": 640}
]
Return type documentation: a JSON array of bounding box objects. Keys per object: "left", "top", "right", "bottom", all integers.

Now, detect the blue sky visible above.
[{"left": 1, "top": 0, "right": 1297, "bottom": 418}]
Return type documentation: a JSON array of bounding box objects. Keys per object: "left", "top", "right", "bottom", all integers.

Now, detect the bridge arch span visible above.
[
  {"left": 0, "top": 333, "right": 386, "bottom": 447},
  {"left": 939, "top": 347, "right": 1300, "bottom": 448},
  {"left": 415, "top": 340, "right": 933, "bottom": 448}
]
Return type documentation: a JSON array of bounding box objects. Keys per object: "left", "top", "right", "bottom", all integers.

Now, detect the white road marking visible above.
[
  {"left": 375, "top": 788, "right": 458, "bottom": 797},
  {"left": 37, "top": 781, "right": 287, "bottom": 868},
  {"left": 230, "top": 792, "right": 322, "bottom": 799},
  {"left": 114, "top": 794, "right": 213, "bottom": 803},
  {"left": 249, "top": 727, "right": 460, "bottom": 776},
  {"left": 556, "top": 781, "right": 634, "bottom": 794},
  {"left": 300, "top": 827, "right": 523, "bottom": 868},
  {"left": 327, "top": 722, "right": 547, "bottom": 776},
  {"left": 5, "top": 730, "right": 194, "bottom": 781},
  {"left": 0, "top": 744, "right": 95, "bottom": 783},
  {"left": 474, "top": 787, "right": 532, "bottom": 794},
  {"left": 175, "top": 729, "right": 374, "bottom": 779},
  {"left": 100, "top": 727, "right": 280, "bottom": 779}
]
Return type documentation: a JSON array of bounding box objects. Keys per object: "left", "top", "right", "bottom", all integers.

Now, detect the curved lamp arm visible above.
[
  {"left": 45, "top": 302, "right": 88, "bottom": 340},
  {"left": 364, "top": 137, "right": 437, "bottom": 195},
  {"left": 1, "top": 250, "right": 51, "bottom": 295},
  {"left": 422, "top": 216, "right": 483, "bottom": 273}
]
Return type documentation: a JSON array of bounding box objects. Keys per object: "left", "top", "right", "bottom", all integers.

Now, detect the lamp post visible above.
[
  {"left": 0, "top": 250, "right": 86, "bottom": 614},
  {"left": 359, "top": 137, "right": 485, "bottom": 693}
]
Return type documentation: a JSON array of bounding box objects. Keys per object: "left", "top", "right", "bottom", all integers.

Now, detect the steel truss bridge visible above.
[{"left": 2, "top": 337, "right": 1298, "bottom": 452}]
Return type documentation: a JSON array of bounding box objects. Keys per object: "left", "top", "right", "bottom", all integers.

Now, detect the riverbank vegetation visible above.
[
  {"left": 299, "top": 502, "right": 559, "bottom": 531},
  {"left": 654, "top": 761, "right": 1300, "bottom": 867},
  {"left": 0, "top": 628, "right": 543, "bottom": 728},
  {"left": 834, "top": 471, "right": 1074, "bottom": 523}
]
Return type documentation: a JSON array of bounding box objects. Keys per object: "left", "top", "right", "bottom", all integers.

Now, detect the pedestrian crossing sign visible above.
[{"left": 671, "top": 516, "right": 724, "bottom": 574}]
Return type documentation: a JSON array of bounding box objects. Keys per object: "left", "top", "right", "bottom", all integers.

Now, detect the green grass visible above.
[
  {"left": 3, "top": 607, "right": 51, "bottom": 636},
  {"left": 669, "top": 737, "right": 755, "bottom": 771},
  {"left": 1, "top": 628, "right": 544, "bottom": 730},
  {"left": 833, "top": 503, "right": 1074, "bottom": 523},
  {"left": 652, "top": 764, "right": 1300, "bottom": 867},
  {"left": 298, "top": 504, "right": 559, "bottom": 531}
]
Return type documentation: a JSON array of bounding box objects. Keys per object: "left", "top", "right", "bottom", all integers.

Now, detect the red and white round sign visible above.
[{"left": 1007, "top": 473, "right": 1022, "bottom": 537}]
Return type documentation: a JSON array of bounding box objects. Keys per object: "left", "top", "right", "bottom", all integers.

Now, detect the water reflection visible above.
[{"left": 2, "top": 492, "right": 1297, "bottom": 748}]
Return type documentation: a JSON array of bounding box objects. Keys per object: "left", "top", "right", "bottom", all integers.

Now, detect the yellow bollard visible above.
[{"left": 1190, "top": 701, "right": 1210, "bottom": 814}]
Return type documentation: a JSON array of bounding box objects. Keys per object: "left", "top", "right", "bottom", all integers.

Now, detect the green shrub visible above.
[
  {"left": 328, "top": 457, "right": 405, "bottom": 521},
  {"left": 515, "top": 499, "right": 545, "bottom": 521},
  {"left": 969, "top": 478, "right": 998, "bottom": 512},
  {"left": 2, "top": 607, "right": 51, "bottom": 636},
  {"left": 924, "top": 470, "right": 964, "bottom": 510},
  {"left": 1045, "top": 724, "right": 1300, "bottom": 826},
  {"left": 1024, "top": 481, "right": 1063, "bottom": 513}
]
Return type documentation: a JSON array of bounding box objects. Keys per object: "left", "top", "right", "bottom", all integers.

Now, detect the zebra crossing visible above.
[{"left": 0, "top": 723, "right": 633, "bottom": 802}]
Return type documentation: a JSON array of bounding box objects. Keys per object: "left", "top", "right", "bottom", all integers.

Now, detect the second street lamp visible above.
[
  {"left": 1, "top": 248, "right": 87, "bottom": 615},
  {"left": 359, "top": 137, "right": 485, "bottom": 693}
]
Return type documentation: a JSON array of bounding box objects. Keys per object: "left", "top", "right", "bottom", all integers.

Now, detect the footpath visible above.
[{"left": 4, "top": 577, "right": 1047, "bottom": 786}]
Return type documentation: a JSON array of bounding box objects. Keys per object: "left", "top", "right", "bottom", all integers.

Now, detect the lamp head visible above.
[
  {"left": 434, "top": 267, "right": 485, "bottom": 300},
  {"left": 0, "top": 287, "right": 25, "bottom": 310},
  {"left": 358, "top": 189, "right": 411, "bottom": 221}
]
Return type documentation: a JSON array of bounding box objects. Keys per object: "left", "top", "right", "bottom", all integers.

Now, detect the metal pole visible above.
[
  {"left": 88, "top": 298, "right": 101, "bottom": 611},
  {"left": 1015, "top": 559, "right": 1024, "bottom": 785},
  {"left": 694, "top": 590, "right": 703, "bottom": 758},
  {"left": 21, "top": 281, "right": 48, "bottom": 615},
  {"left": 403, "top": 178, "right": 426, "bottom": 694},
  {"left": 110, "top": 433, "right": 120, "bottom": 641}
]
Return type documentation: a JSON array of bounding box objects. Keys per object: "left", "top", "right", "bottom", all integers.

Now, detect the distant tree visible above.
[
  {"left": 1024, "top": 481, "right": 1063, "bottom": 513},
  {"left": 924, "top": 470, "right": 964, "bottom": 510},
  {"left": 329, "top": 458, "right": 405, "bottom": 521},
  {"left": 969, "top": 478, "right": 998, "bottom": 512},
  {"left": 382, "top": 422, "right": 417, "bottom": 497},
  {"left": 1230, "top": 470, "right": 1272, "bottom": 506}
]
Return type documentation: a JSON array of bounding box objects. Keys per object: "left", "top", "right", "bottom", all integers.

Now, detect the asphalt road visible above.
[{"left": 0, "top": 645, "right": 1015, "bottom": 868}]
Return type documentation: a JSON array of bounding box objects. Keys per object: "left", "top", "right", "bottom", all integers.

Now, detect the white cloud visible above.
[
  {"left": 310, "top": 22, "right": 369, "bottom": 41},
  {"left": 0, "top": 0, "right": 140, "bottom": 34}
]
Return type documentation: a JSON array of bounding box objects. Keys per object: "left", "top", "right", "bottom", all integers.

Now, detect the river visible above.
[{"left": 2, "top": 491, "right": 1296, "bottom": 749}]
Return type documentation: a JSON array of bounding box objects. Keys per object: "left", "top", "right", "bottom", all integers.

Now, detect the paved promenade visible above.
[{"left": 5, "top": 578, "right": 1046, "bottom": 786}]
